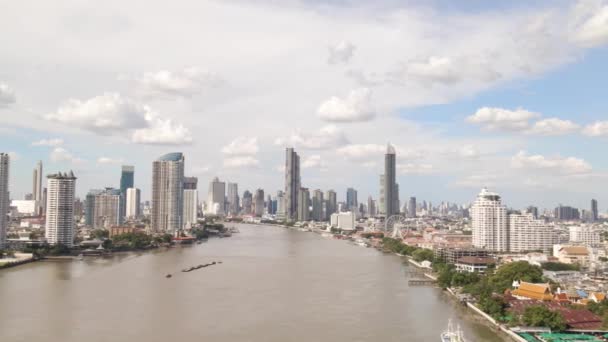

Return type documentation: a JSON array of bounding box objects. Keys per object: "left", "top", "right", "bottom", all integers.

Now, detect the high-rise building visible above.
[
  {"left": 554, "top": 205, "right": 580, "bottom": 221},
  {"left": 0, "top": 153, "right": 9, "bottom": 248},
  {"left": 383, "top": 144, "right": 397, "bottom": 217},
  {"left": 312, "top": 189, "right": 324, "bottom": 221},
  {"left": 85, "top": 189, "right": 103, "bottom": 227},
  {"left": 525, "top": 206, "right": 539, "bottom": 219},
  {"left": 227, "top": 182, "right": 239, "bottom": 215},
  {"left": 265, "top": 194, "right": 273, "bottom": 215},
  {"left": 92, "top": 188, "right": 121, "bottom": 229},
  {"left": 151, "top": 153, "right": 185, "bottom": 233},
  {"left": 285, "top": 148, "right": 300, "bottom": 221},
  {"left": 126, "top": 188, "right": 141, "bottom": 219},
  {"left": 471, "top": 188, "right": 508, "bottom": 252},
  {"left": 276, "top": 191, "right": 285, "bottom": 218},
  {"left": 253, "top": 189, "right": 264, "bottom": 217},
  {"left": 45, "top": 171, "right": 77, "bottom": 247},
  {"left": 32, "top": 160, "right": 43, "bottom": 215},
  {"left": 183, "top": 177, "right": 198, "bottom": 228},
  {"left": 242, "top": 190, "right": 253, "bottom": 215},
  {"left": 591, "top": 199, "right": 598, "bottom": 222},
  {"left": 508, "top": 213, "right": 555, "bottom": 254},
  {"left": 346, "top": 188, "right": 358, "bottom": 212},
  {"left": 297, "top": 187, "right": 310, "bottom": 221},
  {"left": 325, "top": 190, "right": 337, "bottom": 220},
  {"left": 207, "top": 177, "right": 226, "bottom": 215},
  {"left": 408, "top": 197, "right": 417, "bottom": 218},
  {"left": 367, "top": 196, "right": 376, "bottom": 217},
  {"left": 119, "top": 165, "right": 134, "bottom": 223}
]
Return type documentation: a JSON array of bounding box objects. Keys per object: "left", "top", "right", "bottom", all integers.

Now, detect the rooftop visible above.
[{"left": 157, "top": 152, "right": 184, "bottom": 162}]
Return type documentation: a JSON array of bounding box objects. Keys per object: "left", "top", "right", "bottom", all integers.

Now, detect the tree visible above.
[
  {"left": 541, "top": 262, "right": 580, "bottom": 271},
  {"left": 412, "top": 249, "right": 434, "bottom": 262},
  {"left": 522, "top": 305, "right": 566, "bottom": 331},
  {"left": 89, "top": 229, "right": 109, "bottom": 240},
  {"left": 489, "top": 261, "right": 544, "bottom": 293},
  {"left": 478, "top": 294, "right": 507, "bottom": 320}
]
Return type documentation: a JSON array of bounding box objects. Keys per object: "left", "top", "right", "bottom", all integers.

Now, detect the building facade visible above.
[
  {"left": 312, "top": 189, "right": 324, "bottom": 221},
  {"left": 285, "top": 148, "right": 300, "bottom": 221},
  {"left": 253, "top": 189, "right": 264, "bottom": 217},
  {"left": 408, "top": 197, "right": 416, "bottom": 218},
  {"left": 125, "top": 188, "right": 141, "bottom": 219},
  {"left": 45, "top": 171, "right": 77, "bottom": 247},
  {"left": 471, "top": 188, "right": 508, "bottom": 252},
  {"left": 183, "top": 177, "right": 198, "bottom": 228},
  {"left": 119, "top": 165, "right": 134, "bottom": 223},
  {"left": 227, "top": 182, "right": 239, "bottom": 215},
  {"left": 383, "top": 144, "right": 397, "bottom": 217},
  {"left": 297, "top": 187, "right": 310, "bottom": 222},
  {"left": 0, "top": 154, "right": 9, "bottom": 248},
  {"left": 207, "top": 177, "right": 226, "bottom": 215},
  {"left": 151, "top": 153, "right": 184, "bottom": 233},
  {"left": 508, "top": 213, "right": 555, "bottom": 254},
  {"left": 32, "top": 160, "right": 43, "bottom": 215},
  {"left": 93, "top": 188, "right": 121, "bottom": 229},
  {"left": 569, "top": 226, "right": 600, "bottom": 246}
]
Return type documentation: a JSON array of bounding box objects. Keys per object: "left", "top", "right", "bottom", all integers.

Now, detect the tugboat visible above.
[{"left": 441, "top": 320, "right": 466, "bottom": 342}]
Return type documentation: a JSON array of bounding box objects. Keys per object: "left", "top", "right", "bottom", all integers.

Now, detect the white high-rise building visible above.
[
  {"left": 471, "top": 188, "right": 508, "bottom": 252},
  {"left": 183, "top": 177, "right": 198, "bottom": 228},
  {"left": 0, "top": 153, "right": 9, "bottom": 248},
  {"left": 569, "top": 226, "right": 600, "bottom": 246},
  {"left": 207, "top": 177, "right": 226, "bottom": 215},
  {"left": 508, "top": 213, "right": 555, "bottom": 254},
  {"left": 126, "top": 188, "right": 141, "bottom": 219},
  {"left": 45, "top": 171, "right": 76, "bottom": 247},
  {"left": 151, "top": 153, "right": 184, "bottom": 233},
  {"left": 33, "top": 160, "right": 43, "bottom": 215}
]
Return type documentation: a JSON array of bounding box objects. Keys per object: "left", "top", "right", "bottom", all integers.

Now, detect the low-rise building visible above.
[
  {"left": 455, "top": 256, "right": 496, "bottom": 273},
  {"left": 553, "top": 245, "right": 590, "bottom": 266},
  {"left": 330, "top": 211, "right": 355, "bottom": 231}
]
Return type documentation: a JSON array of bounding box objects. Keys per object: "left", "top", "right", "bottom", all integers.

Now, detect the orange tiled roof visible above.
[
  {"left": 512, "top": 282, "right": 553, "bottom": 301},
  {"left": 560, "top": 246, "right": 589, "bottom": 255}
]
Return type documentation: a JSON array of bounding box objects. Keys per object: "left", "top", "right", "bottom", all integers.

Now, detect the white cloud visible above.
[
  {"left": 582, "top": 121, "right": 608, "bottom": 136},
  {"left": 0, "top": 83, "right": 16, "bottom": 107},
  {"left": 328, "top": 41, "right": 355, "bottom": 64},
  {"left": 96, "top": 157, "right": 124, "bottom": 164},
  {"left": 572, "top": 2, "right": 608, "bottom": 47},
  {"left": 302, "top": 154, "right": 323, "bottom": 168},
  {"left": 221, "top": 137, "right": 259, "bottom": 156},
  {"left": 454, "top": 174, "right": 500, "bottom": 188},
  {"left": 275, "top": 125, "right": 348, "bottom": 150},
  {"left": 466, "top": 107, "right": 541, "bottom": 131},
  {"left": 397, "top": 163, "right": 434, "bottom": 175},
  {"left": 511, "top": 150, "right": 591, "bottom": 175},
  {"left": 336, "top": 144, "right": 385, "bottom": 161},
  {"left": 129, "top": 67, "right": 221, "bottom": 98},
  {"left": 50, "top": 147, "right": 84, "bottom": 165},
  {"left": 190, "top": 165, "right": 211, "bottom": 175},
  {"left": 31, "top": 138, "right": 64, "bottom": 147},
  {"left": 7, "top": 151, "right": 20, "bottom": 161},
  {"left": 525, "top": 118, "right": 580, "bottom": 136},
  {"left": 223, "top": 156, "right": 260, "bottom": 168},
  {"left": 317, "top": 88, "right": 375, "bottom": 122},
  {"left": 131, "top": 114, "right": 193, "bottom": 145}
]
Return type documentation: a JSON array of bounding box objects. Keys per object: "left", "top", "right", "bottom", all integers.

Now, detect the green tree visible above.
[
  {"left": 522, "top": 305, "right": 566, "bottom": 331},
  {"left": 489, "top": 261, "right": 543, "bottom": 293},
  {"left": 541, "top": 262, "right": 580, "bottom": 271},
  {"left": 89, "top": 229, "right": 109, "bottom": 240},
  {"left": 478, "top": 294, "right": 507, "bottom": 320},
  {"left": 412, "top": 249, "right": 434, "bottom": 262}
]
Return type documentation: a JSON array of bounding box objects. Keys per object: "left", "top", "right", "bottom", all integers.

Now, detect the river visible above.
[{"left": 0, "top": 224, "right": 506, "bottom": 342}]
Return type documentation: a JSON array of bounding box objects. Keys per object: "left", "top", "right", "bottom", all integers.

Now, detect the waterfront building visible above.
[
  {"left": 569, "top": 226, "right": 600, "bottom": 246},
  {"left": 471, "top": 188, "right": 508, "bottom": 252},
  {"left": 408, "top": 197, "right": 416, "bottom": 218},
  {"left": 297, "top": 187, "right": 310, "bottom": 222},
  {"left": 253, "top": 189, "right": 264, "bottom": 217},
  {"left": 242, "top": 190, "right": 252, "bottom": 215},
  {"left": 455, "top": 257, "right": 496, "bottom": 273},
  {"left": 183, "top": 177, "right": 198, "bottom": 228},
  {"left": 207, "top": 177, "right": 226, "bottom": 215},
  {"left": 285, "top": 147, "right": 301, "bottom": 221},
  {"left": 312, "top": 189, "right": 324, "bottom": 221},
  {"left": 0, "top": 153, "right": 9, "bottom": 248},
  {"left": 227, "top": 182, "right": 239, "bottom": 215},
  {"left": 591, "top": 199, "right": 598, "bottom": 222},
  {"left": 151, "top": 153, "right": 184, "bottom": 233},
  {"left": 330, "top": 211, "right": 355, "bottom": 231},
  {"left": 32, "top": 160, "right": 43, "bottom": 215},
  {"left": 383, "top": 143, "right": 397, "bottom": 217},
  {"left": 346, "top": 187, "right": 357, "bottom": 212},
  {"left": 434, "top": 247, "right": 489, "bottom": 264},
  {"left": 119, "top": 165, "right": 134, "bottom": 223},
  {"left": 93, "top": 188, "right": 121, "bottom": 229},
  {"left": 508, "top": 213, "right": 556, "bottom": 254},
  {"left": 45, "top": 171, "right": 77, "bottom": 247},
  {"left": 125, "top": 188, "right": 141, "bottom": 219},
  {"left": 325, "top": 190, "right": 337, "bottom": 220}
]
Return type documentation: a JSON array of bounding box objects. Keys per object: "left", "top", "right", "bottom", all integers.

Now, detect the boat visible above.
[
  {"left": 441, "top": 320, "right": 466, "bottom": 342},
  {"left": 166, "top": 274, "right": 172, "bottom": 278}
]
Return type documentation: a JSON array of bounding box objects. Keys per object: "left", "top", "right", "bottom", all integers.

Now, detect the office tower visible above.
[
  {"left": 297, "top": 188, "right": 310, "bottom": 221},
  {"left": 242, "top": 190, "right": 253, "bottom": 215},
  {"left": 471, "top": 188, "right": 508, "bottom": 252},
  {"left": 346, "top": 188, "right": 358, "bottom": 212},
  {"left": 73, "top": 198, "right": 84, "bottom": 217},
  {"left": 207, "top": 177, "right": 226, "bottom": 215},
  {"left": 508, "top": 213, "right": 555, "bottom": 254},
  {"left": 569, "top": 226, "right": 600, "bottom": 245},
  {"left": 383, "top": 144, "right": 397, "bottom": 217},
  {"left": 312, "top": 189, "right": 324, "bottom": 221},
  {"left": 285, "top": 147, "right": 301, "bottom": 221},
  {"left": 32, "top": 160, "right": 43, "bottom": 215},
  {"left": 325, "top": 190, "right": 337, "bottom": 220},
  {"left": 525, "top": 206, "right": 539, "bottom": 219},
  {"left": 93, "top": 188, "right": 121, "bottom": 229},
  {"left": 276, "top": 191, "right": 285, "bottom": 217},
  {"left": 126, "top": 188, "right": 141, "bottom": 219},
  {"left": 266, "top": 194, "right": 272, "bottom": 214},
  {"left": 0, "top": 153, "right": 9, "bottom": 248},
  {"left": 151, "top": 153, "right": 185, "bottom": 233},
  {"left": 227, "top": 182, "right": 239, "bottom": 215},
  {"left": 183, "top": 177, "right": 198, "bottom": 228},
  {"left": 253, "top": 189, "right": 264, "bottom": 217},
  {"left": 554, "top": 205, "right": 580, "bottom": 221},
  {"left": 84, "top": 189, "right": 103, "bottom": 227},
  {"left": 591, "top": 199, "right": 598, "bottom": 222},
  {"left": 41, "top": 187, "right": 47, "bottom": 216},
  {"left": 367, "top": 196, "right": 376, "bottom": 217},
  {"left": 45, "top": 171, "right": 77, "bottom": 247},
  {"left": 119, "top": 165, "right": 134, "bottom": 223},
  {"left": 408, "top": 197, "right": 416, "bottom": 218}
]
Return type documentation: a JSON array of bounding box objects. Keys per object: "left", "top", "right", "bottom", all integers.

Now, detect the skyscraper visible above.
[
  {"left": 367, "top": 196, "right": 376, "bottom": 217},
  {"left": 508, "top": 213, "right": 555, "bottom": 253},
  {"left": 276, "top": 191, "right": 285, "bottom": 218},
  {"left": 32, "top": 160, "right": 43, "bottom": 215},
  {"left": 45, "top": 171, "right": 77, "bottom": 247},
  {"left": 93, "top": 188, "right": 121, "bottom": 229},
  {"left": 253, "top": 189, "right": 264, "bottom": 217},
  {"left": 119, "top": 165, "right": 134, "bottom": 223},
  {"left": 312, "top": 189, "right": 324, "bottom": 221},
  {"left": 266, "top": 194, "right": 273, "bottom": 214},
  {"left": 0, "top": 153, "right": 9, "bottom": 248},
  {"left": 591, "top": 199, "right": 598, "bottom": 222},
  {"left": 408, "top": 197, "right": 416, "bottom": 218},
  {"left": 285, "top": 148, "right": 300, "bottom": 221},
  {"left": 346, "top": 188, "right": 358, "bottom": 212},
  {"left": 151, "top": 153, "right": 185, "bottom": 233},
  {"left": 471, "top": 188, "right": 508, "bottom": 252},
  {"left": 325, "top": 190, "right": 337, "bottom": 220},
  {"left": 383, "top": 144, "right": 397, "bottom": 217},
  {"left": 126, "top": 188, "right": 141, "bottom": 219},
  {"left": 297, "top": 187, "right": 310, "bottom": 221},
  {"left": 242, "top": 190, "right": 253, "bottom": 215},
  {"left": 183, "top": 177, "right": 198, "bottom": 228},
  {"left": 227, "top": 182, "right": 239, "bottom": 215},
  {"left": 207, "top": 177, "right": 226, "bottom": 215}
]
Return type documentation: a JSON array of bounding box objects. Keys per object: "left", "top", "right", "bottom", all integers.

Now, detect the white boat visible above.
[{"left": 441, "top": 320, "right": 466, "bottom": 342}]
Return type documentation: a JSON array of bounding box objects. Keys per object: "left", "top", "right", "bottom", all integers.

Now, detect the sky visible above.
[{"left": 1, "top": 0, "right": 608, "bottom": 211}]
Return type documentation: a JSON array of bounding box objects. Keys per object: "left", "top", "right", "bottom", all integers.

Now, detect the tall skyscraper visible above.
[
  {"left": 251, "top": 189, "right": 264, "bottom": 217},
  {"left": 276, "top": 191, "right": 285, "bottom": 218},
  {"left": 126, "top": 188, "right": 141, "bottom": 219},
  {"left": 297, "top": 187, "right": 310, "bottom": 221},
  {"left": 346, "top": 188, "right": 358, "bottom": 212},
  {"left": 0, "top": 153, "right": 9, "bottom": 248},
  {"left": 85, "top": 189, "right": 103, "bottom": 227},
  {"left": 367, "top": 196, "right": 376, "bottom": 217},
  {"left": 312, "top": 189, "right": 324, "bottom": 221},
  {"left": 266, "top": 194, "right": 273, "bottom": 214},
  {"left": 227, "top": 182, "right": 239, "bottom": 215},
  {"left": 383, "top": 144, "right": 397, "bottom": 217},
  {"left": 45, "top": 171, "right": 77, "bottom": 247},
  {"left": 591, "top": 199, "right": 598, "bottom": 222},
  {"left": 151, "top": 153, "right": 185, "bottom": 233},
  {"left": 119, "top": 165, "right": 134, "bottom": 223},
  {"left": 32, "top": 160, "right": 43, "bottom": 215},
  {"left": 183, "top": 177, "right": 198, "bottom": 228},
  {"left": 242, "top": 190, "right": 253, "bottom": 215},
  {"left": 554, "top": 205, "right": 580, "bottom": 221},
  {"left": 92, "top": 188, "right": 121, "bottom": 229},
  {"left": 408, "top": 197, "right": 416, "bottom": 218},
  {"left": 471, "top": 188, "right": 508, "bottom": 252},
  {"left": 207, "top": 177, "right": 226, "bottom": 215},
  {"left": 325, "top": 190, "right": 337, "bottom": 220},
  {"left": 285, "top": 148, "right": 300, "bottom": 221}
]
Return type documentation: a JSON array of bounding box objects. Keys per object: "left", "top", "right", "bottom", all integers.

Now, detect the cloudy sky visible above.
[{"left": 2, "top": 0, "right": 608, "bottom": 210}]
